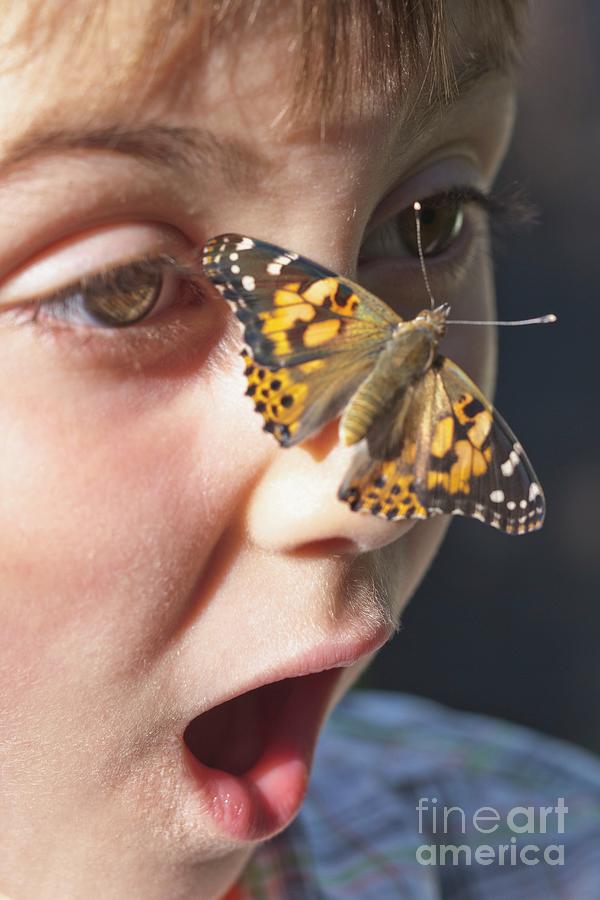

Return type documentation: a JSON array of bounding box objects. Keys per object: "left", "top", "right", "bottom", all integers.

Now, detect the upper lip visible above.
[{"left": 183, "top": 622, "right": 393, "bottom": 727}]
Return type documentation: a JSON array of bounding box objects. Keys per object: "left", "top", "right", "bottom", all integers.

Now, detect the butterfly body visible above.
[
  {"left": 340, "top": 304, "right": 447, "bottom": 449},
  {"left": 202, "top": 234, "right": 545, "bottom": 535}
]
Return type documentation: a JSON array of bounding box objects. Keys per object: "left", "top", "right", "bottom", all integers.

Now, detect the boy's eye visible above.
[
  {"left": 49, "top": 265, "right": 164, "bottom": 328},
  {"left": 395, "top": 196, "right": 464, "bottom": 257},
  {"left": 359, "top": 191, "right": 468, "bottom": 264},
  {"left": 0, "top": 223, "right": 209, "bottom": 340},
  {"left": 42, "top": 264, "right": 166, "bottom": 329}
]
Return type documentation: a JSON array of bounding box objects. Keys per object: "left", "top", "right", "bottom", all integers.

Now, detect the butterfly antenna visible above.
[
  {"left": 413, "top": 200, "right": 557, "bottom": 327},
  {"left": 413, "top": 201, "right": 436, "bottom": 310},
  {"left": 447, "top": 314, "right": 557, "bottom": 326}
]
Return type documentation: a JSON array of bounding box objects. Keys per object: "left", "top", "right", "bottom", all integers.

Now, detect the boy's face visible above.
[{"left": 0, "top": 2, "right": 516, "bottom": 897}]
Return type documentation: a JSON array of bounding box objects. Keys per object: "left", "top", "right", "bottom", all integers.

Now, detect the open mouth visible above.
[
  {"left": 182, "top": 668, "right": 342, "bottom": 842},
  {"left": 184, "top": 677, "right": 295, "bottom": 775}
]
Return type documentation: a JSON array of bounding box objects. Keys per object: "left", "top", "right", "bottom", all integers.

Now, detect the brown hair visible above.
[
  {"left": 271, "top": 0, "right": 524, "bottom": 108},
  {"left": 7, "top": 0, "right": 527, "bottom": 116}
]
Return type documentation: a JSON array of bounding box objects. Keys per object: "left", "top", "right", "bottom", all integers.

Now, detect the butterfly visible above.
[{"left": 201, "top": 233, "right": 545, "bottom": 535}]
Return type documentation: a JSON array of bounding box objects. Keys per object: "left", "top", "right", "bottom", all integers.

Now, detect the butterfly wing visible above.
[
  {"left": 338, "top": 355, "right": 545, "bottom": 534},
  {"left": 240, "top": 348, "right": 385, "bottom": 447},
  {"left": 428, "top": 356, "right": 545, "bottom": 533},
  {"left": 202, "top": 234, "right": 399, "bottom": 367},
  {"left": 202, "top": 234, "right": 400, "bottom": 447}
]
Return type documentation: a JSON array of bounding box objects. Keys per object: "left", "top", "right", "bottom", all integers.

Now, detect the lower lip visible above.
[{"left": 183, "top": 667, "right": 342, "bottom": 842}]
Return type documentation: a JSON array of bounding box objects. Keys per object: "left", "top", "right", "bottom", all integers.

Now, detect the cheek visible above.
[{"left": 0, "top": 343, "right": 261, "bottom": 678}]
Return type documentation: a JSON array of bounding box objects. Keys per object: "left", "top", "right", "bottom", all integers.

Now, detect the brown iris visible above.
[
  {"left": 78, "top": 269, "right": 163, "bottom": 327},
  {"left": 397, "top": 196, "right": 464, "bottom": 257}
]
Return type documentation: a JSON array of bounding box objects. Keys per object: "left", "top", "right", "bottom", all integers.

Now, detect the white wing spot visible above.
[
  {"left": 229, "top": 252, "right": 239, "bottom": 261},
  {"left": 501, "top": 448, "right": 521, "bottom": 477},
  {"left": 230, "top": 265, "right": 241, "bottom": 275},
  {"left": 267, "top": 262, "right": 282, "bottom": 275},
  {"left": 275, "top": 255, "right": 292, "bottom": 266},
  {"left": 507, "top": 500, "right": 516, "bottom": 511},
  {"left": 236, "top": 237, "right": 255, "bottom": 250},
  {"left": 529, "top": 482, "right": 541, "bottom": 501},
  {"left": 241, "top": 275, "right": 256, "bottom": 291},
  {"left": 490, "top": 489, "right": 505, "bottom": 503},
  {"left": 519, "top": 499, "right": 528, "bottom": 509}
]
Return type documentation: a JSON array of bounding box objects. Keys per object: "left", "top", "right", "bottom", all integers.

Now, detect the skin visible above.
[{"left": 0, "top": 2, "right": 517, "bottom": 898}]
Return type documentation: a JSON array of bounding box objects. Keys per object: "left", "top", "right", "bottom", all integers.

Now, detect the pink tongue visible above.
[{"left": 183, "top": 679, "right": 294, "bottom": 775}]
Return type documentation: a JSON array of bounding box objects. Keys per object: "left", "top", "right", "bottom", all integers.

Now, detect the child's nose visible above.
[{"left": 245, "top": 417, "right": 416, "bottom": 556}]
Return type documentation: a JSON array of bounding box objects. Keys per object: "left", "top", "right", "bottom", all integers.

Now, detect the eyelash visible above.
[
  {"left": 413, "top": 184, "right": 534, "bottom": 229},
  {"left": 448, "top": 184, "right": 536, "bottom": 261},
  {"left": 360, "top": 184, "right": 534, "bottom": 257}
]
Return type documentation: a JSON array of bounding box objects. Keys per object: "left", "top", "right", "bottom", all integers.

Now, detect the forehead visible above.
[{"left": 3, "top": 0, "right": 524, "bottom": 131}]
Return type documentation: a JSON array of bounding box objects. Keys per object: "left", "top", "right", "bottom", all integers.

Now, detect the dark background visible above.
[{"left": 365, "top": 0, "right": 600, "bottom": 755}]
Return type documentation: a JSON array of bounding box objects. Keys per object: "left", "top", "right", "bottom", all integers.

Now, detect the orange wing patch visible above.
[
  {"left": 431, "top": 416, "right": 454, "bottom": 457},
  {"left": 242, "top": 351, "right": 325, "bottom": 446},
  {"left": 425, "top": 392, "right": 493, "bottom": 497},
  {"left": 273, "top": 284, "right": 303, "bottom": 306},
  {"left": 427, "top": 441, "right": 493, "bottom": 495},
  {"left": 257, "top": 279, "right": 359, "bottom": 357},
  {"left": 453, "top": 393, "right": 493, "bottom": 449},
  {"left": 339, "top": 439, "right": 428, "bottom": 520},
  {"left": 301, "top": 278, "right": 360, "bottom": 315},
  {"left": 303, "top": 318, "right": 342, "bottom": 347}
]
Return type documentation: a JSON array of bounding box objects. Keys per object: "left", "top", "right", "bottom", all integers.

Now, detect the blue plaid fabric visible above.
[{"left": 236, "top": 690, "right": 600, "bottom": 899}]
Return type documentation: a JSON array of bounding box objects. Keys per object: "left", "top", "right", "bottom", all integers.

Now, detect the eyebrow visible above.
[
  {"left": 0, "top": 123, "right": 271, "bottom": 189},
  {"left": 0, "top": 53, "right": 508, "bottom": 185}
]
